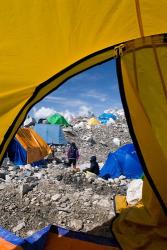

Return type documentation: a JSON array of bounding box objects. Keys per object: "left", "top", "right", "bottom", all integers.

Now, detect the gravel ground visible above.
[{"left": 0, "top": 114, "right": 132, "bottom": 238}]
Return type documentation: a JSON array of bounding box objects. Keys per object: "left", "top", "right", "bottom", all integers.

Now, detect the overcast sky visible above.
[{"left": 30, "top": 59, "right": 122, "bottom": 120}]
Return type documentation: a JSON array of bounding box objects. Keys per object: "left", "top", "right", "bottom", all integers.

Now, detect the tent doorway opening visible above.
[{"left": 1, "top": 59, "right": 144, "bottom": 239}]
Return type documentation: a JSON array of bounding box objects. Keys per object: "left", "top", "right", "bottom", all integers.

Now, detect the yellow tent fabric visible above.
[
  {"left": 117, "top": 35, "right": 167, "bottom": 209},
  {"left": 0, "top": 1, "right": 167, "bottom": 250},
  {"left": 1, "top": 1, "right": 167, "bottom": 162},
  {"left": 88, "top": 118, "right": 100, "bottom": 126},
  {"left": 16, "top": 128, "right": 51, "bottom": 163},
  {"left": 112, "top": 36, "right": 167, "bottom": 249}
]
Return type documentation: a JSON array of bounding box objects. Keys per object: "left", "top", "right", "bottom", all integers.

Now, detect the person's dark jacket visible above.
[
  {"left": 67, "top": 144, "right": 79, "bottom": 159},
  {"left": 90, "top": 156, "right": 99, "bottom": 175}
]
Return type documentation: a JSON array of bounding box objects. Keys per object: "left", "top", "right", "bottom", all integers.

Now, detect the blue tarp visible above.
[
  {"left": 34, "top": 124, "right": 67, "bottom": 145},
  {"left": 0, "top": 224, "right": 118, "bottom": 250},
  {"left": 98, "top": 113, "right": 117, "bottom": 124},
  {"left": 100, "top": 144, "right": 144, "bottom": 179},
  {"left": 7, "top": 138, "right": 27, "bottom": 165}
]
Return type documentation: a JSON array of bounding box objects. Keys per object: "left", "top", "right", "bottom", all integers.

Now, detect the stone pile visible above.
[
  {"left": 63, "top": 116, "right": 132, "bottom": 164},
  {"left": 0, "top": 162, "right": 131, "bottom": 238}
]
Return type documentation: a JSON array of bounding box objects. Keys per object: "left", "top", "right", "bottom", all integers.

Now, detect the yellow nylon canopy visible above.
[
  {"left": 1, "top": 0, "right": 167, "bottom": 161},
  {"left": 16, "top": 128, "right": 51, "bottom": 163},
  {"left": 113, "top": 36, "right": 167, "bottom": 249},
  {"left": 88, "top": 118, "right": 100, "bottom": 126},
  {"left": 118, "top": 36, "right": 167, "bottom": 208},
  {"left": 1, "top": 1, "right": 167, "bottom": 249}
]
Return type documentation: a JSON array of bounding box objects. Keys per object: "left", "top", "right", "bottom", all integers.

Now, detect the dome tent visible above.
[
  {"left": 47, "top": 113, "right": 69, "bottom": 127},
  {"left": 0, "top": 1, "right": 167, "bottom": 249},
  {"left": 99, "top": 144, "right": 144, "bottom": 179},
  {"left": 7, "top": 128, "right": 51, "bottom": 166},
  {"left": 87, "top": 117, "right": 100, "bottom": 126}
]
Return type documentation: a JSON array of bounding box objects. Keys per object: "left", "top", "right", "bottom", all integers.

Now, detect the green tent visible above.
[{"left": 47, "top": 114, "right": 69, "bottom": 127}]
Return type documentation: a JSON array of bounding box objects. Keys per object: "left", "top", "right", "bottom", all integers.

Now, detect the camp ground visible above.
[{"left": 0, "top": 1, "right": 167, "bottom": 250}]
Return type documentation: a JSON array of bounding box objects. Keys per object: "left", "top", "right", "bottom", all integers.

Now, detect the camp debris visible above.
[
  {"left": 47, "top": 114, "right": 69, "bottom": 127},
  {"left": 34, "top": 124, "right": 68, "bottom": 145},
  {"left": 38, "top": 118, "right": 49, "bottom": 124},
  {"left": 99, "top": 144, "right": 144, "bottom": 179},
  {"left": 87, "top": 117, "right": 100, "bottom": 126},
  {"left": 126, "top": 179, "right": 143, "bottom": 206},
  {"left": 106, "top": 118, "right": 115, "bottom": 125},
  {"left": 23, "top": 116, "right": 36, "bottom": 127},
  {"left": 112, "top": 138, "right": 121, "bottom": 147},
  {"left": 7, "top": 128, "right": 51, "bottom": 166}
]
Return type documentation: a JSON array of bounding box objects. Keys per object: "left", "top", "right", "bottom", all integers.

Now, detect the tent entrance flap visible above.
[
  {"left": 112, "top": 37, "right": 167, "bottom": 250},
  {"left": 117, "top": 36, "right": 167, "bottom": 209}
]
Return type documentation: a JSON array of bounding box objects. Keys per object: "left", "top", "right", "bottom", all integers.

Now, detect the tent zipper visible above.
[{"left": 114, "top": 44, "right": 126, "bottom": 58}]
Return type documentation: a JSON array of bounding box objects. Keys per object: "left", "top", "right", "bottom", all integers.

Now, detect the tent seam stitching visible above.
[
  {"left": 151, "top": 38, "right": 167, "bottom": 99},
  {"left": 135, "top": 0, "right": 144, "bottom": 37}
]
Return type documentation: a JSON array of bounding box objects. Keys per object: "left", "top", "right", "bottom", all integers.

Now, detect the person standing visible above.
[{"left": 67, "top": 142, "right": 79, "bottom": 168}]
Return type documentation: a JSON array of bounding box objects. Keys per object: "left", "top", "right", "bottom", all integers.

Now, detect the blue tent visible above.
[
  {"left": 99, "top": 144, "right": 144, "bottom": 179},
  {"left": 34, "top": 124, "right": 67, "bottom": 145},
  {"left": 7, "top": 138, "right": 47, "bottom": 167},
  {"left": 98, "top": 113, "right": 117, "bottom": 124}
]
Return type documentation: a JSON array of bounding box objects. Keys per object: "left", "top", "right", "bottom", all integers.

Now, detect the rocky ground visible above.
[
  {"left": 60, "top": 116, "right": 132, "bottom": 164},
  {"left": 0, "top": 162, "right": 130, "bottom": 238},
  {"left": 0, "top": 114, "right": 132, "bottom": 239}
]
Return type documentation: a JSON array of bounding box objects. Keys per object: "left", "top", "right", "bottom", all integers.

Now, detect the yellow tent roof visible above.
[
  {"left": 1, "top": 1, "right": 167, "bottom": 161},
  {"left": 88, "top": 118, "right": 100, "bottom": 126}
]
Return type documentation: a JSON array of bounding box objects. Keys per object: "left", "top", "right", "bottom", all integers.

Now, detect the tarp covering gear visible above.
[
  {"left": 0, "top": 1, "right": 167, "bottom": 249},
  {"left": 47, "top": 114, "right": 69, "bottom": 127},
  {"left": 87, "top": 118, "right": 100, "bottom": 126},
  {"left": 100, "top": 144, "right": 144, "bottom": 179},
  {"left": 126, "top": 179, "right": 143, "bottom": 206},
  {"left": 7, "top": 128, "right": 51, "bottom": 165},
  {"left": 0, "top": 224, "right": 119, "bottom": 250},
  {"left": 34, "top": 124, "right": 68, "bottom": 145},
  {"left": 98, "top": 113, "right": 117, "bottom": 124}
]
